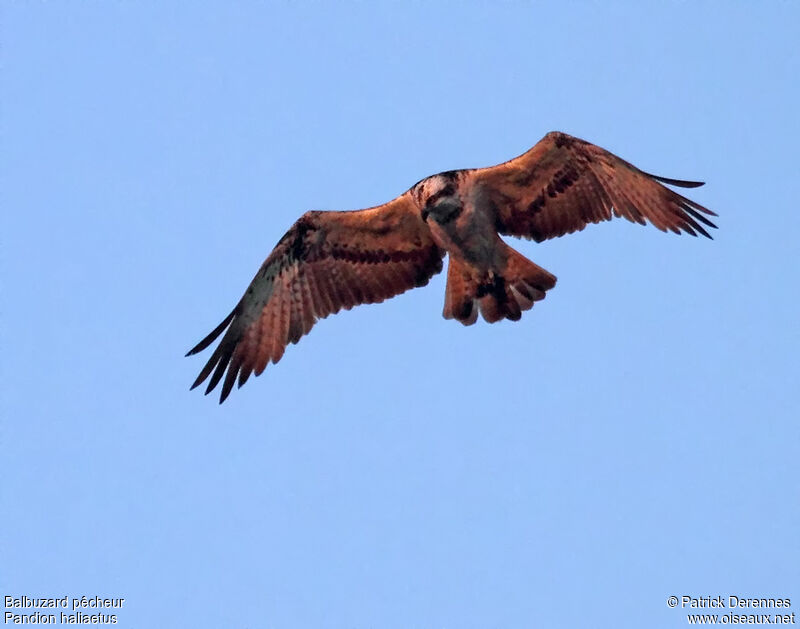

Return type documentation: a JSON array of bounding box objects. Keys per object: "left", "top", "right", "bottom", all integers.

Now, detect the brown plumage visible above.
[{"left": 188, "top": 131, "right": 716, "bottom": 402}]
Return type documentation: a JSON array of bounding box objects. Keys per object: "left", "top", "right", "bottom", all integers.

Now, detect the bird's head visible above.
[{"left": 413, "top": 171, "right": 463, "bottom": 224}]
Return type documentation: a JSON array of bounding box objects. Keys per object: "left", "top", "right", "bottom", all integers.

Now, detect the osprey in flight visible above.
[{"left": 188, "top": 131, "right": 716, "bottom": 403}]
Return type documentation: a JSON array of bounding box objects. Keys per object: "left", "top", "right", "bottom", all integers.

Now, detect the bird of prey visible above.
[{"left": 187, "top": 131, "right": 716, "bottom": 403}]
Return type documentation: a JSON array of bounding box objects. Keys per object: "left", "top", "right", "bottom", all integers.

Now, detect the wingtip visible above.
[
  {"left": 185, "top": 307, "right": 239, "bottom": 359},
  {"left": 189, "top": 372, "right": 207, "bottom": 391},
  {"left": 641, "top": 170, "right": 706, "bottom": 189}
]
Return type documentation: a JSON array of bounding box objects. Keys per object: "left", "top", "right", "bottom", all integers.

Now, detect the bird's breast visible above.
[{"left": 428, "top": 201, "right": 500, "bottom": 270}]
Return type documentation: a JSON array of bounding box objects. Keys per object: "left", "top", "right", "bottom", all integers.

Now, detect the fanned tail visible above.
[{"left": 443, "top": 246, "right": 556, "bottom": 325}]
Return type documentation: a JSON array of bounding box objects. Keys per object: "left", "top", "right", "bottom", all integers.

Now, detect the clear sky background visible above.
[{"left": 2, "top": 2, "right": 798, "bottom": 628}]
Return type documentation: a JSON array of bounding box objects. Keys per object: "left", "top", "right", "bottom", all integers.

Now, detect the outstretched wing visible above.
[
  {"left": 474, "top": 131, "right": 717, "bottom": 242},
  {"left": 187, "top": 193, "right": 444, "bottom": 403}
]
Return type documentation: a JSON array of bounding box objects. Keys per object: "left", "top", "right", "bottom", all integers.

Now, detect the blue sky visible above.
[{"left": 3, "top": 2, "right": 798, "bottom": 628}]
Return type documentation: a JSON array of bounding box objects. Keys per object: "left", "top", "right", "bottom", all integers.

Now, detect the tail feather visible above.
[{"left": 443, "top": 246, "right": 556, "bottom": 325}]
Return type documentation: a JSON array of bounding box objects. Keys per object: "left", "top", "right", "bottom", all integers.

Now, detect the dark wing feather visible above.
[
  {"left": 186, "top": 193, "right": 444, "bottom": 403},
  {"left": 474, "top": 131, "right": 717, "bottom": 242}
]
